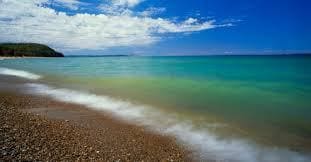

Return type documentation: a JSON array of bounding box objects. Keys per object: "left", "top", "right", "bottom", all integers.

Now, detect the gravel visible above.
[{"left": 0, "top": 92, "right": 192, "bottom": 161}]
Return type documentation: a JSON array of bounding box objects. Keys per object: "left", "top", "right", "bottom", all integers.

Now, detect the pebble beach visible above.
[{"left": 0, "top": 77, "right": 192, "bottom": 161}]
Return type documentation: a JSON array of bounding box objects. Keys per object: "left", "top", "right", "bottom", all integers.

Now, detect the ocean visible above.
[{"left": 1, "top": 55, "right": 311, "bottom": 161}]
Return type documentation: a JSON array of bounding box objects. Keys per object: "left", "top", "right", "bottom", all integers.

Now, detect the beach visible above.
[
  {"left": 1, "top": 0, "right": 310, "bottom": 161},
  {"left": 1, "top": 56, "right": 311, "bottom": 162},
  {"left": 0, "top": 76, "right": 191, "bottom": 161}
]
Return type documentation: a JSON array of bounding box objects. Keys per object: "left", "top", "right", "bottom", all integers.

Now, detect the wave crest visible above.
[{"left": 0, "top": 67, "right": 41, "bottom": 80}]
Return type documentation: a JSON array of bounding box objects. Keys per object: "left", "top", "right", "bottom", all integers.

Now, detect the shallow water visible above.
[{"left": 1, "top": 55, "right": 311, "bottom": 161}]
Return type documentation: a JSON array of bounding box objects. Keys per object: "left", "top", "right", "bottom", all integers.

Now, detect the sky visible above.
[{"left": 0, "top": 0, "right": 310, "bottom": 55}]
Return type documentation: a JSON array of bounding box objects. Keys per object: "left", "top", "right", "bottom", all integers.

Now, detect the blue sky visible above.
[
  {"left": 152, "top": 0, "right": 311, "bottom": 55},
  {"left": 0, "top": 0, "right": 310, "bottom": 55}
]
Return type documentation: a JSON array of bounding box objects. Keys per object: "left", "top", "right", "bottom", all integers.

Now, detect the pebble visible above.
[{"left": 0, "top": 92, "right": 191, "bottom": 161}]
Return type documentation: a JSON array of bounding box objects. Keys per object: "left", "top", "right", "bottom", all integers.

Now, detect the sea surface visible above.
[{"left": 1, "top": 55, "right": 311, "bottom": 161}]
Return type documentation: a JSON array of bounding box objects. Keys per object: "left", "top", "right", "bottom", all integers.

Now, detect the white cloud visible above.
[
  {"left": 98, "top": 4, "right": 132, "bottom": 15},
  {"left": 111, "top": 0, "right": 143, "bottom": 7},
  {"left": 139, "top": 7, "right": 166, "bottom": 17},
  {"left": 99, "top": 0, "right": 144, "bottom": 15},
  {"left": 50, "top": 0, "right": 84, "bottom": 10},
  {"left": 0, "top": 0, "right": 228, "bottom": 51}
]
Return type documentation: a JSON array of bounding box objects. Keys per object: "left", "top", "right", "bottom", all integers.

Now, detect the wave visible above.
[
  {"left": 0, "top": 67, "right": 41, "bottom": 80},
  {"left": 23, "top": 83, "right": 311, "bottom": 162}
]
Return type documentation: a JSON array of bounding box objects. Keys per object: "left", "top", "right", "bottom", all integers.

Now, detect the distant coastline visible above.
[
  {"left": 66, "top": 54, "right": 130, "bottom": 57},
  {"left": 65, "top": 53, "right": 311, "bottom": 57},
  {"left": 0, "top": 43, "right": 64, "bottom": 57}
]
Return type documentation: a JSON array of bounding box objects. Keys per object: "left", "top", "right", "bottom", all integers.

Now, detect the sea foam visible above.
[
  {"left": 0, "top": 67, "right": 41, "bottom": 80},
  {"left": 23, "top": 83, "right": 311, "bottom": 162}
]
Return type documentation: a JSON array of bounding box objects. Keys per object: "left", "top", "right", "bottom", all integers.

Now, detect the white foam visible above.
[
  {"left": 0, "top": 67, "right": 41, "bottom": 80},
  {"left": 24, "top": 83, "right": 311, "bottom": 162}
]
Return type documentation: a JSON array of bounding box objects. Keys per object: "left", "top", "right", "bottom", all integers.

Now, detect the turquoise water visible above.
[{"left": 1, "top": 55, "right": 311, "bottom": 161}]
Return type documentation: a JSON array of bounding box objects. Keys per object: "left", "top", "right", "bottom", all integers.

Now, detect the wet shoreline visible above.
[{"left": 0, "top": 78, "right": 192, "bottom": 161}]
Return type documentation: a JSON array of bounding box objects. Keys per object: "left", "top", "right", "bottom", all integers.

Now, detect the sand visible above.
[{"left": 0, "top": 77, "right": 193, "bottom": 161}]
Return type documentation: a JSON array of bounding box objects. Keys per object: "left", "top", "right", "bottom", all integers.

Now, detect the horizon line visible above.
[{"left": 64, "top": 53, "right": 311, "bottom": 57}]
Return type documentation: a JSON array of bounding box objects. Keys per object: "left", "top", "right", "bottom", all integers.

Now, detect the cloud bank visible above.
[{"left": 0, "top": 0, "right": 228, "bottom": 50}]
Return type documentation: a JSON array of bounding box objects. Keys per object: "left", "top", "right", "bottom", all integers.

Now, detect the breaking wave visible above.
[{"left": 0, "top": 67, "right": 41, "bottom": 80}]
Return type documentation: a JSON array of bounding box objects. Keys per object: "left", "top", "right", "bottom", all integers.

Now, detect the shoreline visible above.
[
  {"left": 1, "top": 58, "right": 311, "bottom": 161},
  {"left": 0, "top": 78, "right": 192, "bottom": 161}
]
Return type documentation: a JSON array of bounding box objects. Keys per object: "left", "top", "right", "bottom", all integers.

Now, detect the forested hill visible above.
[{"left": 0, "top": 43, "right": 64, "bottom": 57}]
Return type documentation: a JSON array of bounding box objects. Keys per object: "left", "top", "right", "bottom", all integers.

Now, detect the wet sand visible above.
[{"left": 0, "top": 77, "right": 193, "bottom": 161}]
